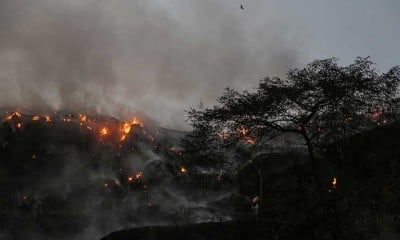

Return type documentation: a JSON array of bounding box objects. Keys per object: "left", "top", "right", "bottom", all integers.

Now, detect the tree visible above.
[
  {"left": 187, "top": 57, "right": 400, "bottom": 238},
  {"left": 182, "top": 102, "right": 228, "bottom": 171}
]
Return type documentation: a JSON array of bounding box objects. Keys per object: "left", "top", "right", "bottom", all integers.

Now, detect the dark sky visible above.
[{"left": 0, "top": 0, "right": 399, "bottom": 129}]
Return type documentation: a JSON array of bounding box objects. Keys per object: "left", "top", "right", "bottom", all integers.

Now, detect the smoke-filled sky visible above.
[{"left": 0, "top": 0, "right": 399, "bottom": 129}]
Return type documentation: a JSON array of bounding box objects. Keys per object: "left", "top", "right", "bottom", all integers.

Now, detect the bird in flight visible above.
[{"left": 240, "top": 4, "right": 244, "bottom": 10}]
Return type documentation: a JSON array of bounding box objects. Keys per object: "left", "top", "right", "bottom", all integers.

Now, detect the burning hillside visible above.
[{"left": 0, "top": 108, "right": 237, "bottom": 240}]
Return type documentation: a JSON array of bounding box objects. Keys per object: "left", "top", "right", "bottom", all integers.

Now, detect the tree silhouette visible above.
[{"left": 186, "top": 57, "right": 400, "bottom": 238}]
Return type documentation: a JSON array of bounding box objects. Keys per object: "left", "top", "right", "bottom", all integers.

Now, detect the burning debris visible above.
[
  {"left": 180, "top": 167, "right": 187, "bottom": 173},
  {"left": 100, "top": 127, "right": 109, "bottom": 136},
  {"left": 1, "top": 109, "right": 153, "bottom": 145},
  {"left": 332, "top": 177, "right": 337, "bottom": 189}
]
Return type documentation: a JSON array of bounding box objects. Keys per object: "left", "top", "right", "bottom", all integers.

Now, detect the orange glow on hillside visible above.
[{"left": 100, "top": 127, "right": 108, "bottom": 136}]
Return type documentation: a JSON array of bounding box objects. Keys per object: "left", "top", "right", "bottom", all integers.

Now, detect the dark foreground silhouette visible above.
[{"left": 101, "top": 221, "right": 259, "bottom": 240}]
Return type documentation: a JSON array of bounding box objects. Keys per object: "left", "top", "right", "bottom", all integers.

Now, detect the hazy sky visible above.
[{"left": 0, "top": 0, "right": 399, "bottom": 129}]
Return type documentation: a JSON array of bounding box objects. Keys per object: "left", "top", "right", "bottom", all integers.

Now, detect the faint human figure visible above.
[{"left": 252, "top": 196, "right": 260, "bottom": 215}]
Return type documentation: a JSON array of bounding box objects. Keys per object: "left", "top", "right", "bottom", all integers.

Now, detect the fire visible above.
[
  {"left": 78, "top": 114, "right": 87, "bottom": 122},
  {"left": 122, "top": 122, "right": 131, "bottom": 134},
  {"left": 238, "top": 127, "right": 255, "bottom": 144},
  {"left": 6, "top": 111, "right": 22, "bottom": 120},
  {"left": 32, "top": 115, "right": 40, "bottom": 121},
  {"left": 100, "top": 127, "right": 108, "bottom": 136},
  {"left": 180, "top": 167, "right": 187, "bottom": 173},
  {"left": 119, "top": 117, "right": 144, "bottom": 141},
  {"left": 16, "top": 123, "right": 22, "bottom": 128},
  {"left": 131, "top": 117, "right": 143, "bottom": 127},
  {"left": 120, "top": 135, "right": 126, "bottom": 141},
  {"left": 241, "top": 127, "right": 248, "bottom": 135},
  {"left": 128, "top": 171, "right": 142, "bottom": 182},
  {"left": 44, "top": 115, "right": 52, "bottom": 122},
  {"left": 332, "top": 177, "right": 337, "bottom": 188}
]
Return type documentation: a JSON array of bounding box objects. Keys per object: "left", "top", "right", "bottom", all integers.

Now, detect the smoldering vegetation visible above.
[{"left": 0, "top": 110, "right": 244, "bottom": 240}]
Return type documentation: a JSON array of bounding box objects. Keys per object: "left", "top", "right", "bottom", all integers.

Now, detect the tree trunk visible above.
[
  {"left": 302, "top": 130, "right": 342, "bottom": 240},
  {"left": 301, "top": 131, "right": 326, "bottom": 203}
]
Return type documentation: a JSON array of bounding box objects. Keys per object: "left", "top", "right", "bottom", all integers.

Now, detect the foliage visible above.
[{"left": 199, "top": 57, "right": 400, "bottom": 149}]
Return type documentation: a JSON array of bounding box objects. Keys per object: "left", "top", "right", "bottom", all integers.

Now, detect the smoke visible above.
[
  {"left": 0, "top": 0, "right": 307, "bottom": 129},
  {"left": 0, "top": 114, "right": 240, "bottom": 239}
]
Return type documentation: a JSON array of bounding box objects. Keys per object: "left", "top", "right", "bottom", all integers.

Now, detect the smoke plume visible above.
[{"left": 0, "top": 0, "right": 307, "bottom": 129}]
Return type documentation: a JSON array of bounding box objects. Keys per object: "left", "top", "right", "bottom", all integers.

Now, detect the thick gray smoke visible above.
[{"left": 0, "top": 0, "right": 307, "bottom": 129}]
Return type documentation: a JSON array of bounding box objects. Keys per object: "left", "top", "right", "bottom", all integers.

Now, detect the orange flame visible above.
[
  {"left": 119, "top": 117, "right": 144, "bottom": 141},
  {"left": 241, "top": 127, "right": 248, "bottom": 135},
  {"left": 44, "top": 115, "right": 51, "bottom": 122},
  {"left": 16, "top": 123, "right": 22, "bottom": 128},
  {"left": 128, "top": 171, "right": 142, "bottom": 182},
  {"left": 131, "top": 117, "right": 143, "bottom": 127},
  {"left": 180, "top": 167, "right": 187, "bottom": 173},
  {"left": 32, "top": 115, "right": 40, "bottom": 121},
  {"left": 120, "top": 134, "right": 126, "bottom": 141},
  {"left": 6, "top": 111, "right": 22, "bottom": 120},
  {"left": 122, "top": 122, "right": 131, "bottom": 134},
  {"left": 332, "top": 177, "right": 337, "bottom": 188},
  {"left": 78, "top": 114, "right": 87, "bottom": 122},
  {"left": 100, "top": 127, "right": 108, "bottom": 136}
]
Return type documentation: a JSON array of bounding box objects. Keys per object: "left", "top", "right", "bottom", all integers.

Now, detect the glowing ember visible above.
[
  {"left": 16, "top": 123, "right": 22, "bottom": 128},
  {"left": 44, "top": 115, "right": 52, "bottom": 122},
  {"left": 332, "top": 177, "right": 337, "bottom": 188},
  {"left": 120, "top": 135, "right": 126, "bottom": 141},
  {"left": 128, "top": 176, "right": 134, "bottom": 182},
  {"left": 6, "top": 111, "right": 22, "bottom": 120},
  {"left": 100, "top": 127, "right": 108, "bottom": 136},
  {"left": 135, "top": 171, "right": 142, "bottom": 179},
  {"left": 78, "top": 114, "right": 87, "bottom": 122},
  {"left": 180, "top": 167, "right": 187, "bottom": 173},
  {"left": 241, "top": 127, "right": 248, "bottom": 135},
  {"left": 32, "top": 115, "right": 40, "bottom": 121}
]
